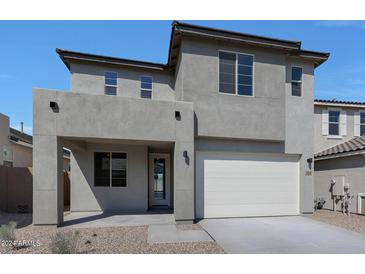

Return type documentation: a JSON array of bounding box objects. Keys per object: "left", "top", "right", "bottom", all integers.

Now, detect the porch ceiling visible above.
[{"left": 61, "top": 136, "right": 174, "bottom": 151}]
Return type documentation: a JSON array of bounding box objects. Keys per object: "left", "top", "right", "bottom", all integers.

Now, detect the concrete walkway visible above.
[
  {"left": 63, "top": 212, "right": 213, "bottom": 244},
  {"left": 199, "top": 216, "right": 365, "bottom": 254},
  {"left": 63, "top": 212, "right": 175, "bottom": 228}
]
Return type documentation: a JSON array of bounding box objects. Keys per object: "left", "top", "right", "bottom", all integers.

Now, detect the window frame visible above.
[
  {"left": 140, "top": 75, "right": 153, "bottom": 99},
  {"left": 291, "top": 66, "right": 303, "bottom": 97},
  {"left": 360, "top": 111, "right": 365, "bottom": 136},
  {"left": 218, "top": 50, "right": 255, "bottom": 97},
  {"left": 328, "top": 108, "right": 341, "bottom": 137},
  {"left": 93, "top": 151, "right": 128, "bottom": 188},
  {"left": 104, "top": 71, "right": 118, "bottom": 96}
]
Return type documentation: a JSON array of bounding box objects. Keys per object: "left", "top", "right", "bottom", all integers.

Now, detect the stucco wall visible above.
[
  {"left": 70, "top": 62, "right": 175, "bottom": 101},
  {"left": 285, "top": 57, "right": 315, "bottom": 213},
  {"left": 179, "top": 37, "right": 286, "bottom": 141},
  {"left": 314, "top": 155, "right": 365, "bottom": 214},
  {"left": 314, "top": 105, "right": 360, "bottom": 152},
  {"left": 71, "top": 143, "right": 148, "bottom": 212}
]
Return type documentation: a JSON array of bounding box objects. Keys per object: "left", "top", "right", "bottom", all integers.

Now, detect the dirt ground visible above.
[
  {"left": 0, "top": 212, "right": 224, "bottom": 254},
  {"left": 311, "top": 209, "right": 365, "bottom": 235}
]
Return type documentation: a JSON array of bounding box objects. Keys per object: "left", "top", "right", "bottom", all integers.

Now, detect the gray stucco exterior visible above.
[{"left": 33, "top": 22, "right": 328, "bottom": 225}]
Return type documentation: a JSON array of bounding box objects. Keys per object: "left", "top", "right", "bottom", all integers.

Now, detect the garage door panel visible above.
[
  {"left": 205, "top": 191, "right": 298, "bottom": 205},
  {"left": 205, "top": 180, "right": 298, "bottom": 192},
  {"left": 205, "top": 204, "right": 298, "bottom": 218},
  {"left": 196, "top": 152, "right": 299, "bottom": 218}
]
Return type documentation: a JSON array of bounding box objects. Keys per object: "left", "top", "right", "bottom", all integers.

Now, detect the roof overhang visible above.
[
  {"left": 56, "top": 48, "right": 169, "bottom": 71},
  {"left": 315, "top": 149, "right": 365, "bottom": 161},
  {"left": 9, "top": 138, "right": 33, "bottom": 149},
  {"left": 56, "top": 21, "right": 330, "bottom": 72},
  {"left": 314, "top": 100, "right": 365, "bottom": 108},
  {"left": 168, "top": 21, "right": 329, "bottom": 70}
]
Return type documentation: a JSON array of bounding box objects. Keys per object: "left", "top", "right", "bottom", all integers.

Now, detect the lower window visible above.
[{"left": 94, "top": 152, "right": 127, "bottom": 187}]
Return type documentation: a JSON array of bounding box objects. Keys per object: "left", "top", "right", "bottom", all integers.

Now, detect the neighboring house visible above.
[
  {"left": 0, "top": 112, "right": 71, "bottom": 169},
  {"left": 33, "top": 21, "right": 329, "bottom": 225},
  {"left": 314, "top": 99, "right": 365, "bottom": 214},
  {"left": 0, "top": 113, "right": 33, "bottom": 167}
]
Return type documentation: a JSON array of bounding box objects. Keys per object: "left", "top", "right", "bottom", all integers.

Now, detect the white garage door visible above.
[{"left": 196, "top": 152, "right": 300, "bottom": 218}]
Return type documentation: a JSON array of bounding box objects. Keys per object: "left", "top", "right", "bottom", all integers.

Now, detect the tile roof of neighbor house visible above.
[
  {"left": 315, "top": 99, "right": 365, "bottom": 106},
  {"left": 57, "top": 21, "right": 330, "bottom": 71},
  {"left": 9, "top": 127, "right": 71, "bottom": 157},
  {"left": 315, "top": 136, "right": 365, "bottom": 159}
]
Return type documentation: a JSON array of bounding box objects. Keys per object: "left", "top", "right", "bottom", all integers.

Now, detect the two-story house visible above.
[
  {"left": 33, "top": 21, "right": 329, "bottom": 225},
  {"left": 314, "top": 99, "right": 365, "bottom": 214}
]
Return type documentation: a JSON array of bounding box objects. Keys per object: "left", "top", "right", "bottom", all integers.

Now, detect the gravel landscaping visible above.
[
  {"left": 311, "top": 209, "right": 365, "bottom": 235},
  {"left": 0, "top": 212, "right": 224, "bottom": 254}
]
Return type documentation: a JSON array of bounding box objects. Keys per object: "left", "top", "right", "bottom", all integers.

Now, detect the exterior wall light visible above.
[
  {"left": 175, "top": 111, "right": 181, "bottom": 120},
  {"left": 49, "top": 101, "right": 59, "bottom": 112}
]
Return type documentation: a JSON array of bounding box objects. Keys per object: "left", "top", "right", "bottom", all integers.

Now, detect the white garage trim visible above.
[{"left": 196, "top": 151, "right": 300, "bottom": 219}]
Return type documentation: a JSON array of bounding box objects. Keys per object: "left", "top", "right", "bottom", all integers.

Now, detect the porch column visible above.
[
  {"left": 174, "top": 102, "right": 195, "bottom": 221},
  {"left": 33, "top": 135, "right": 63, "bottom": 225}
]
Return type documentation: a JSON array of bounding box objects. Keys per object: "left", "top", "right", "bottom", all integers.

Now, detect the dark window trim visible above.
[
  {"left": 291, "top": 66, "right": 303, "bottom": 97},
  {"left": 104, "top": 71, "right": 118, "bottom": 96},
  {"left": 218, "top": 50, "right": 254, "bottom": 97},
  {"left": 140, "top": 75, "right": 153, "bottom": 99},
  {"left": 94, "top": 151, "right": 128, "bottom": 188}
]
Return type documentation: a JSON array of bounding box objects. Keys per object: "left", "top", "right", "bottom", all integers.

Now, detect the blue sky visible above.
[{"left": 1, "top": 20, "right": 365, "bottom": 134}]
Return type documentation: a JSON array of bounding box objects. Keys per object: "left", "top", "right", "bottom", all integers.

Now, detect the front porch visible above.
[
  {"left": 67, "top": 138, "right": 175, "bottom": 215},
  {"left": 32, "top": 89, "right": 195, "bottom": 225}
]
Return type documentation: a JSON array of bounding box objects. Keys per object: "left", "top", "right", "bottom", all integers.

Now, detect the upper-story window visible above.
[
  {"left": 104, "top": 71, "right": 118, "bottom": 96},
  {"left": 361, "top": 113, "right": 365, "bottom": 136},
  {"left": 219, "top": 51, "right": 253, "bottom": 96},
  {"left": 322, "top": 108, "right": 347, "bottom": 138},
  {"left": 140, "top": 76, "right": 153, "bottom": 99},
  {"left": 291, "top": 67, "right": 302, "bottom": 97},
  {"left": 328, "top": 110, "right": 340, "bottom": 136}
]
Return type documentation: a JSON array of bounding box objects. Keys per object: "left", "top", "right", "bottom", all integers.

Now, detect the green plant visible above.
[
  {"left": 0, "top": 221, "right": 17, "bottom": 242},
  {"left": 49, "top": 230, "right": 80, "bottom": 254}
]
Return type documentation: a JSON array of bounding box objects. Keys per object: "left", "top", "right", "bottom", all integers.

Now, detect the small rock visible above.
[
  {"left": 85, "top": 240, "right": 91, "bottom": 244},
  {"left": 92, "top": 233, "right": 97, "bottom": 237}
]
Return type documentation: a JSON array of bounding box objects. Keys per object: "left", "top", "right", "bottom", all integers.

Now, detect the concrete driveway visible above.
[{"left": 199, "top": 216, "right": 365, "bottom": 254}]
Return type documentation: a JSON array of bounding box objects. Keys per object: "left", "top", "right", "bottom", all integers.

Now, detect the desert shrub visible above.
[
  {"left": 0, "top": 221, "right": 17, "bottom": 242},
  {"left": 49, "top": 230, "right": 80, "bottom": 254}
]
